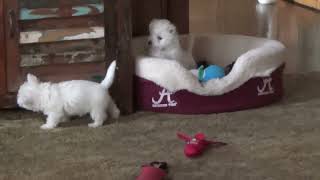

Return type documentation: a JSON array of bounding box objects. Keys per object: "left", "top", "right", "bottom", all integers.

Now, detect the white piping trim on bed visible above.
[{"left": 135, "top": 36, "right": 285, "bottom": 96}]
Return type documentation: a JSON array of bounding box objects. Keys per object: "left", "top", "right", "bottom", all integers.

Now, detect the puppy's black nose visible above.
[{"left": 148, "top": 40, "right": 152, "bottom": 45}]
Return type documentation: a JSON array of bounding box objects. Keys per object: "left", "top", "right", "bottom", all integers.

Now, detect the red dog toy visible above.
[
  {"left": 136, "top": 162, "right": 168, "bottom": 180},
  {"left": 177, "top": 132, "right": 227, "bottom": 158}
]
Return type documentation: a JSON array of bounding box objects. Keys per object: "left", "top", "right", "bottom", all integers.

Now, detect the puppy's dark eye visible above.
[{"left": 157, "top": 36, "right": 162, "bottom": 41}]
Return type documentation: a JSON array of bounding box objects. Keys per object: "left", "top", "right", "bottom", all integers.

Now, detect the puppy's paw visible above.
[
  {"left": 61, "top": 117, "right": 70, "bottom": 123},
  {"left": 88, "top": 123, "right": 103, "bottom": 128},
  {"left": 40, "top": 124, "right": 56, "bottom": 130}
]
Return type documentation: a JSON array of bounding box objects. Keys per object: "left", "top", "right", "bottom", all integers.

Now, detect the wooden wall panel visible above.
[
  {"left": 167, "top": 0, "right": 189, "bottom": 34},
  {"left": 190, "top": 0, "right": 261, "bottom": 36},
  {"left": 132, "top": 0, "right": 189, "bottom": 36},
  {"left": 0, "top": 0, "right": 6, "bottom": 95},
  {"left": 0, "top": 0, "right": 16, "bottom": 108},
  {"left": 4, "top": 0, "right": 21, "bottom": 92},
  {"left": 105, "top": 0, "right": 133, "bottom": 114},
  {"left": 132, "top": 0, "right": 168, "bottom": 36}
]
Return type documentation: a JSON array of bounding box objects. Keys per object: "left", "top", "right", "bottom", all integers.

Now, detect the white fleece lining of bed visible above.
[{"left": 135, "top": 38, "right": 285, "bottom": 96}]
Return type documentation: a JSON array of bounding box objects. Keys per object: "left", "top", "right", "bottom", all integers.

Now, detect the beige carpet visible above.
[{"left": 1, "top": 73, "right": 320, "bottom": 180}]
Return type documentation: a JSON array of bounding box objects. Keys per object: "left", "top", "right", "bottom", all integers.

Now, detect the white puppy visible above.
[
  {"left": 148, "top": 19, "right": 197, "bottom": 69},
  {"left": 17, "top": 61, "right": 120, "bottom": 129}
]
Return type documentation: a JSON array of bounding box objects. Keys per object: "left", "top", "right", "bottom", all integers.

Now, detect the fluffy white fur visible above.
[
  {"left": 148, "top": 19, "right": 196, "bottom": 69},
  {"left": 135, "top": 34, "right": 285, "bottom": 96},
  {"left": 17, "top": 61, "right": 120, "bottom": 129}
]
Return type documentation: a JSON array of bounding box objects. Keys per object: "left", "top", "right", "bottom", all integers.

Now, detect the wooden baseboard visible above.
[
  {"left": 0, "top": 94, "right": 17, "bottom": 109},
  {"left": 293, "top": 0, "right": 320, "bottom": 10}
]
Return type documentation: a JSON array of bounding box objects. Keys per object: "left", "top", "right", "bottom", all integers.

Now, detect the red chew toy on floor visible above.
[
  {"left": 136, "top": 167, "right": 166, "bottom": 180},
  {"left": 177, "top": 132, "right": 227, "bottom": 158},
  {"left": 136, "top": 162, "right": 168, "bottom": 180}
]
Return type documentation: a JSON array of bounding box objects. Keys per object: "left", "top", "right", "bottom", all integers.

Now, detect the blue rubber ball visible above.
[{"left": 199, "top": 65, "right": 225, "bottom": 82}]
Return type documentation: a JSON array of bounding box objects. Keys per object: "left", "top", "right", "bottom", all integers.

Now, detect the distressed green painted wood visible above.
[
  {"left": 19, "top": 0, "right": 102, "bottom": 9},
  {"left": 20, "top": 3, "right": 104, "bottom": 20},
  {"left": 20, "top": 50, "right": 105, "bottom": 67},
  {"left": 20, "top": 38, "right": 105, "bottom": 67},
  {"left": 20, "top": 26, "right": 104, "bottom": 44}
]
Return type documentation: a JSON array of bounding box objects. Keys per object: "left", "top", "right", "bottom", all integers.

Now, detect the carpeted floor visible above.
[{"left": 1, "top": 73, "right": 320, "bottom": 180}]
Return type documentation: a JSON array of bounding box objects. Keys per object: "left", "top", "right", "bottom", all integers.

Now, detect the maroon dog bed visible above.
[
  {"left": 133, "top": 34, "right": 285, "bottom": 114},
  {"left": 135, "top": 65, "right": 284, "bottom": 114}
]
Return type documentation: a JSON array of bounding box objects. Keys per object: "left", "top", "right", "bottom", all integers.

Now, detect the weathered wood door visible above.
[
  {"left": 105, "top": 0, "right": 133, "bottom": 114},
  {"left": 3, "top": 0, "right": 133, "bottom": 113},
  {"left": 4, "top": 0, "right": 107, "bottom": 91},
  {"left": 0, "top": 0, "right": 6, "bottom": 96}
]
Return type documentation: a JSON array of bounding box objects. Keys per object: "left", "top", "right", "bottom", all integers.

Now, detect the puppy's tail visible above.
[{"left": 100, "top": 60, "right": 117, "bottom": 89}]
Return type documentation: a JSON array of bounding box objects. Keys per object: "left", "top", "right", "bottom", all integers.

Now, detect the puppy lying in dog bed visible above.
[{"left": 133, "top": 34, "right": 285, "bottom": 114}]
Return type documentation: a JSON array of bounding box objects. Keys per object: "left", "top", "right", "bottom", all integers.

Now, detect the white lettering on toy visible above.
[
  {"left": 152, "top": 89, "right": 177, "bottom": 108},
  {"left": 257, "top": 77, "right": 274, "bottom": 96}
]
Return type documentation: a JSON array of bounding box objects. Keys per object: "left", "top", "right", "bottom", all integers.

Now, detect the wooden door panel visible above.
[
  {"left": 132, "top": 0, "right": 168, "bottom": 36},
  {"left": 0, "top": 0, "right": 6, "bottom": 95},
  {"left": 4, "top": 0, "right": 21, "bottom": 92},
  {"left": 167, "top": 0, "right": 189, "bottom": 34},
  {"left": 105, "top": 0, "right": 133, "bottom": 114}
]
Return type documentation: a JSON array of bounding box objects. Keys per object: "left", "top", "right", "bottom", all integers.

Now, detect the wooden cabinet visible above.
[
  {"left": 4, "top": 0, "right": 107, "bottom": 92},
  {"left": 0, "top": 0, "right": 189, "bottom": 113}
]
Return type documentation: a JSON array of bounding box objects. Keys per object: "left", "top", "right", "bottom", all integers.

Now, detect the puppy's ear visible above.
[
  {"left": 169, "top": 25, "right": 177, "bottom": 34},
  {"left": 167, "top": 21, "right": 177, "bottom": 34},
  {"left": 27, "top": 74, "right": 39, "bottom": 84},
  {"left": 169, "top": 28, "right": 176, "bottom": 34}
]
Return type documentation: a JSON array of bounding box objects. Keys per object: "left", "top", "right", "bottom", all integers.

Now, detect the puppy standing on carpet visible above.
[
  {"left": 17, "top": 61, "right": 120, "bottom": 129},
  {"left": 148, "top": 19, "right": 197, "bottom": 69}
]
